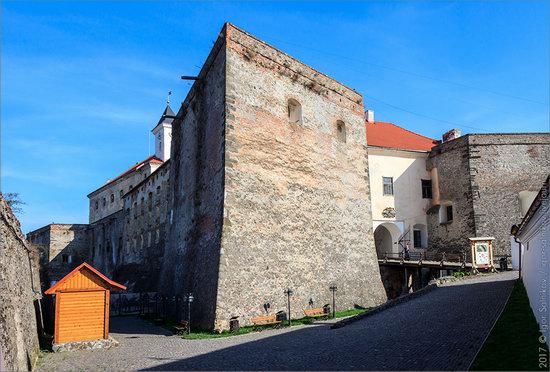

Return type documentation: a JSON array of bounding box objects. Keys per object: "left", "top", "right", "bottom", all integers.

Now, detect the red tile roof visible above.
[
  {"left": 366, "top": 121, "right": 439, "bottom": 152},
  {"left": 88, "top": 155, "right": 163, "bottom": 196}
]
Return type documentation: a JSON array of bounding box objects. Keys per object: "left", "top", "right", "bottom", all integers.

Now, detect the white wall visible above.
[
  {"left": 368, "top": 147, "right": 431, "bottom": 250},
  {"left": 517, "top": 199, "right": 549, "bottom": 347},
  {"left": 153, "top": 123, "right": 172, "bottom": 161}
]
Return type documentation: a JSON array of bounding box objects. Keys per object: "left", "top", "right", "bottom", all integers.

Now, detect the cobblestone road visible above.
[{"left": 38, "top": 271, "right": 516, "bottom": 371}]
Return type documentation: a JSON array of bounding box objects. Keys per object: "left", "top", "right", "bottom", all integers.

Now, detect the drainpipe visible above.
[
  {"left": 514, "top": 236, "right": 522, "bottom": 279},
  {"left": 511, "top": 224, "right": 521, "bottom": 279}
]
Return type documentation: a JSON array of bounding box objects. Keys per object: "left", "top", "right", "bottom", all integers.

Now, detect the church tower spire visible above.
[{"left": 151, "top": 92, "right": 174, "bottom": 161}]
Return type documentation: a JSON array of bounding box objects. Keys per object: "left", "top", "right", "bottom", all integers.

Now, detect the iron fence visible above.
[{"left": 110, "top": 292, "right": 186, "bottom": 323}]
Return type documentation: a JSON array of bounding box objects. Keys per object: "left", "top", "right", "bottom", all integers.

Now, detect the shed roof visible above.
[{"left": 45, "top": 262, "right": 126, "bottom": 294}]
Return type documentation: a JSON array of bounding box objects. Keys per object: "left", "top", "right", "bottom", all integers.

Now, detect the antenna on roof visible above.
[{"left": 167, "top": 90, "right": 172, "bottom": 106}]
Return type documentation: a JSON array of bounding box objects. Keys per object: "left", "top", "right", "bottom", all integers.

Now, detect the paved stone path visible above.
[{"left": 38, "top": 271, "right": 517, "bottom": 371}]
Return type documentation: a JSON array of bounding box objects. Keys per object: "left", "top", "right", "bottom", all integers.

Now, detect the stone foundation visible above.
[{"left": 52, "top": 337, "right": 119, "bottom": 353}]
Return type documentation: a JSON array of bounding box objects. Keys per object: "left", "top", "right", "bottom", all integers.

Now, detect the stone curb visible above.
[{"left": 330, "top": 284, "right": 438, "bottom": 329}]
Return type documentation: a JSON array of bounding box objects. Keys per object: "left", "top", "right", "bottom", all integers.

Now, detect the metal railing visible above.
[
  {"left": 110, "top": 292, "right": 186, "bottom": 323},
  {"left": 377, "top": 250, "right": 470, "bottom": 268}
]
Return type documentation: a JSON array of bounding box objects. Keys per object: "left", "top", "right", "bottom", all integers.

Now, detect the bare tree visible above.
[{"left": 3, "top": 192, "right": 25, "bottom": 214}]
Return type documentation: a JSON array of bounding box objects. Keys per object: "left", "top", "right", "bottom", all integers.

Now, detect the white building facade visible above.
[
  {"left": 366, "top": 115, "right": 438, "bottom": 257},
  {"left": 514, "top": 177, "right": 549, "bottom": 347}
]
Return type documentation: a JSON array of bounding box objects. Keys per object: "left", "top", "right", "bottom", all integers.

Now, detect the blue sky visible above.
[{"left": 2, "top": 1, "right": 548, "bottom": 232}]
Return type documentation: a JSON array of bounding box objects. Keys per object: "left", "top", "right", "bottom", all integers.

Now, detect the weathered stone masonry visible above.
[
  {"left": 161, "top": 23, "right": 386, "bottom": 331},
  {"left": 427, "top": 133, "right": 550, "bottom": 256},
  {"left": 0, "top": 195, "right": 41, "bottom": 371}
]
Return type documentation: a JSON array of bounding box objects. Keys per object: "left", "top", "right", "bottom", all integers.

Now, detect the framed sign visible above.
[{"left": 469, "top": 237, "right": 496, "bottom": 273}]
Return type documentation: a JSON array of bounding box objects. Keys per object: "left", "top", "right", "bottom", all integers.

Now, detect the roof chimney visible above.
[
  {"left": 442, "top": 128, "right": 461, "bottom": 142},
  {"left": 365, "top": 110, "right": 375, "bottom": 123}
]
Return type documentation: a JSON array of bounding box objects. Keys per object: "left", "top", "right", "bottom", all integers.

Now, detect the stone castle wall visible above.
[
  {"left": 117, "top": 162, "right": 171, "bottom": 291},
  {"left": 468, "top": 134, "right": 549, "bottom": 256},
  {"left": 160, "top": 29, "right": 227, "bottom": 330},
  {"left": 214, "top": 25, "right": 385, "bottom": 329},
  {"left": 161, "top": 24, "right": 386, "bottom": 331},
  {"left": 28, "top": 224, "right": 90, "bottom": 284},
  {"left": 427, "top": 133, "right": 550, "bottom": 256},
  {"left": 426, "top": 136, "right": 476, "bottom": 252},
  {"left": 89, "top": 211, "right": 123, "bottom": 279},
  {"left": 0, "top": 194, "right": 41, "bottom": 371}
]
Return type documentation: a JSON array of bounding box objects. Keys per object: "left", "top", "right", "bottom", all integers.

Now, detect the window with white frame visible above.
[{"left": 383, "top": 177, "right": 394, "bottom": 196}]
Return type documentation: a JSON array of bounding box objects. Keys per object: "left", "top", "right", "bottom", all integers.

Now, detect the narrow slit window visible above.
[
  {"left": 287, "top": 99, "right": 302, "bottom": 124},
  {"left": 336, "top": 120, "right": 347, "bottom": 143}
]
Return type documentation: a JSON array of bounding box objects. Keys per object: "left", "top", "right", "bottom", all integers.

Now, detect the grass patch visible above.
[
  {"left": 145, "top": 307, "right": 370, "bottom": 340},
  {"left": 471, "top": 279, "right": 549, "bottom": 371},
  {"left": 182, "top": 326, "right": 260, "bottom": 339},
  {"left": 334, "top": 308, "right": 368, "bottom": 318}
]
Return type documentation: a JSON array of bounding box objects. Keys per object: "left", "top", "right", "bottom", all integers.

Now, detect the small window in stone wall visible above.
[
  {"left": 95, "top": 201, "right": 98, "bottom": 210},
  {"left": 102, "top": 198, "right": 106, "bottom": 207},
  {"left": 287, "top": 99, "right": 302, "bottom": 124},
  {"left": 336, "top": 120, "right": 347, "bottom": 143},
  {"left": 446, "top": 205, "right": 453, "bottom": 222},
  {"left": 155, "top": 229, "right": 160, "bottom": 244},
  {"left": 120, "top": 190, "right": 124, "bottom": 198},
  {"left": 439, "top": 203, "right": 454, "bottom": 224},
  {"left": 110, "top": 194, "right": 114, "bottom": 203}
]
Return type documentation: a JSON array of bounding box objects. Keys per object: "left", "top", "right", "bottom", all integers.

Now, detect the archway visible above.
[{"left": 373, "top": 223, "right": 401, "bottom": 256}]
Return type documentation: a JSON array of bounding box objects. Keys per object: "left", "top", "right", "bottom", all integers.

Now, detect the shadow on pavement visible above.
[
  {"left": 140, "top": 278, "right": 516, "bottom": 371},
  {"left": 110, "top": 316, "right": 173, "bottom": 336}
]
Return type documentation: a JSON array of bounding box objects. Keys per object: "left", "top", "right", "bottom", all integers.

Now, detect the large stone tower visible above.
[{"left": 161, "top": 23, "right": 386, "bottom": 330}]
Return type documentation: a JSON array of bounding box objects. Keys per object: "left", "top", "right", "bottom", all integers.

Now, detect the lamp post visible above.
[
  {"left": 284, "top": 288, "right": 293, "bottom": 326},
  {"left": 329, "top": 284, "right": 337, "bottom": 319},
  {"left": 185, "top": 293, "right": 194, "bottom": 334}
]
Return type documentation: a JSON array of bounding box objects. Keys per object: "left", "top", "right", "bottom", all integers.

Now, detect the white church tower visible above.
[{"left": 151, "top": 94, "right": 175, "bottom": 161}]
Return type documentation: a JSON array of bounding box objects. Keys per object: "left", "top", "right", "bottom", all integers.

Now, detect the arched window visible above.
[
  {"left": 336, "top": 120, "right": 347, "bottom": 142},
  {"left": 287, "top": 99, "right": 302, "bottom": 124},
  {"left": 119, "top": 190, "right": 124, "bottom": 198},
  {"left": 102, "top": 198, "right": 106, "bottom": 207},
  {"left": 110, "top": 194, "right": 114, "bottom": 203}
]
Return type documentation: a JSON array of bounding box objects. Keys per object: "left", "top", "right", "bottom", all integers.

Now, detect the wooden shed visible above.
[{"left": 45, "top": 262, "right": 126, "bottom": 344}]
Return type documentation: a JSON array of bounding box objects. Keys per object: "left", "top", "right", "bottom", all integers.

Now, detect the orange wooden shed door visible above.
[{"left": 57, "top": 291, "right": 106, "bottom": 343}]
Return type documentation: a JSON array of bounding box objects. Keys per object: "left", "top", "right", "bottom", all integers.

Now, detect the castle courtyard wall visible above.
[
  {"left": 0, "top": 195, "right": 41, "bottom": 371},
  {"left": 468, "top": 134, "right": 549, "bottom": 256},
  {"left": 426, "top": 133, "right": 549, "bottom": 256},
  {"left": 160, "top": 31, "right": 227, "bottom": 330},
  {"left": 214, "top": 25, "right": 386, "bottom": 329}
]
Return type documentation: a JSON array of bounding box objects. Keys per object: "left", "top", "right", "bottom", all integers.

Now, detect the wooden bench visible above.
[
  {"left": 304, "top": 308, "right": 329, "bottom": 318},
  {"left": 172, "top": 320, "right": 188, "bottom": 335},
  {"left": 250, "top": 315, "right": 280, "bottom": 326}
]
